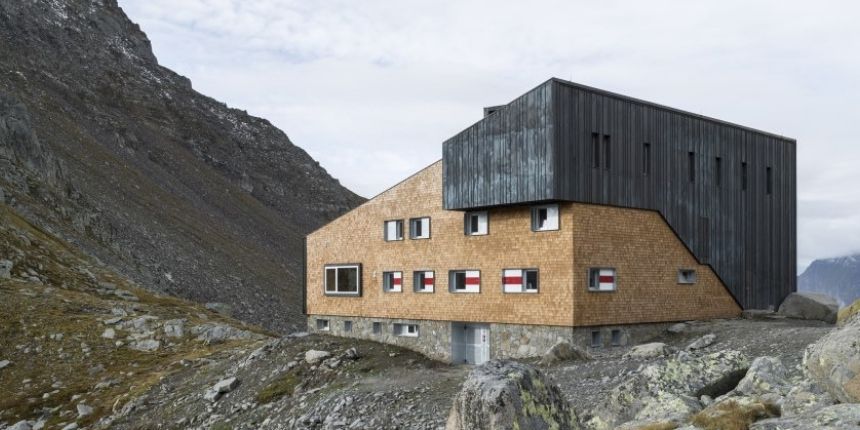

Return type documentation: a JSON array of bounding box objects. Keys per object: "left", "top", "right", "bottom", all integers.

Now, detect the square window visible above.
[
  {"left": 591, "top": 330, "right": 602, "bottom": 348},
  {"left": 384, "top": 220, "right": 403, "bottom": 241},
  {"left": 372, "top": 322, "right": 382, "bottom": 334},
  {"left": 503, "top": 269, "right": 539, "bottom": 293},
  {"left": 344, "top": 320, "right": 353, "bottom": 332},
  {"left": 393, "top": 323, "right": 419, "bottom": 337},
  {"left": 464, "top": 211, "right": 488, "bottom": 235},
  {"left": 449, "top": 270, "right": 480, "bottom": 293},
  {"left": 324, "top": 265, "right": 361, "bottom": 296},
  {"left": 611, "top": 329, "right": 622, "bottom": 346},
  {"left": 678, "top": 269, "right": 697, "bottom": 284},
  {"left": 316, "top": 319, "right": 330, "bottom": 331},
  {"left": 531, "top": 204, "right": 559, "bottom": 231},
  {"left": 409, "top": 217, "right": 431, "bottom": 239},
  {"left": 413, "top": 271, "right": 435, "bottom": 293},
  {"left": 588, "top": 268, "right": 616, "bottom": 292},
  {"left": 383, "top": 271, "right": 403, "bottom": 292}
]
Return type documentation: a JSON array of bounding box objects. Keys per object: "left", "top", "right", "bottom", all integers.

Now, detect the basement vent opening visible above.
[{"left": 591, "top": 330, "right": 602, "bottom": 348}]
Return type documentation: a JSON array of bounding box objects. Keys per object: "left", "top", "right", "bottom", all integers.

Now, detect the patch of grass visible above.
[
  {"left": 691, "top": 400, "right": 780, "bottom": 430},
  {"left": 838, "top": 299, "right": 860, "bottom": 325},
  {"left": 256, "top": 371, "right": 301, "bottom": 404},
  {"left": 633, "top": 423, "right": 677, "bottom": 430}
]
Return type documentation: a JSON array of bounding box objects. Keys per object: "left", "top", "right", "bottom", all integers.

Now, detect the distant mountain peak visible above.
[{"left": 799, "top": 253, "right": 860, "bottom": 307}]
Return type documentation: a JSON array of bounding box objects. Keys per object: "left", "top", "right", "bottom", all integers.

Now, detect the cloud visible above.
[{"left": 119, "top": 0, "right": 860, "bottom": 271}]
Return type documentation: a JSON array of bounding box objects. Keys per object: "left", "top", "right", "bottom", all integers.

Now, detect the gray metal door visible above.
[{"left": 451, "top": 322, "right": 490, "bottom": 365}]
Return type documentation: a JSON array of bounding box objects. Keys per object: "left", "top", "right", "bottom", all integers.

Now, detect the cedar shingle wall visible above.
[{"left": 307, "top": 161, "right": 741, "bottom": 327}]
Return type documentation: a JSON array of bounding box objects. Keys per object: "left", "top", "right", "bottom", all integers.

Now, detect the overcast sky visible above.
[{"left": 119, "top": 0, "right": 860, "bottom": 272}]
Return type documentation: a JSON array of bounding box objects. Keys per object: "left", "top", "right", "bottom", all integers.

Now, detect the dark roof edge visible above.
[{"left": 550, "top": 77, "right": 796, "bottom": 143}]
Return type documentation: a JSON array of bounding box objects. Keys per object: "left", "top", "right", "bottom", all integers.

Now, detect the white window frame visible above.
[
  {"left": 678, "top": 269, "right": 698, "bottom": 284},
  {"left": 393, "top": 323, "right": 419, "bottom": 337},
  {"left": 413, "top": 270, "right": 435, "bottom": 293},
  {"left": 502, "top": 268, "right": 539, "bottom": 293},
  {"left": 409, "top": 217, "right": 431, "bottom": 239},
  {"left": 382, "top": 271, "right": 403, "bottom": 293},
  {"left": 464, "top": 211, "right": 488, "bottom": 236},
  {"left": 316, "top": 319, "right": 330, "bottom": 331},
  {"left": 588, "top": 267, "right": 617, "bottom": 292},
  {"left": 531, "top": 204, "right": 559, "bottom": 231},
  {"left": 324, "top": 265, "right": 361, "bottom": 296},
  {"left": 384, "top": 219, "right": 403, "bottom": 241},
  {"left": 449, "top": 270, "right": 480, "bottom": 293}
]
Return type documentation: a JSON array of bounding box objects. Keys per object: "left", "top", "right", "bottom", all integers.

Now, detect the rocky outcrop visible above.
[
  {"left": 750, "top": 404, "right": 860, "bottom": 429},
  {"left": 447, "top": 360, "right": 579, "bottom": 430},
  {"left": 624, "top": 343, "right": 674, "bottom": 359},
  {"left": 540, "top": 340, "right": 592, "bottom": 365},
  {"left": 585, "top": 350, "right": 750, "bottom": 429},
  {"left": 778, "top": 292, "right": 838, "bottom": 324},
  {"left": 804, "top": 312, "right": 860, "bottom": 403},
  {"left": 838, "top": 298, "right": 860, "bottom": 325},
  {"left": 0, "top": 0, "right": 364, "bottom": 333}
]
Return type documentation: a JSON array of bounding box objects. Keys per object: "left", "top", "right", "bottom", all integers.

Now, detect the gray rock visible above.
[
  {"left": 129, "top": 339, "right": 160, "bottom": 352},
  {"left": 782, "top": 379, "right": 836, "bottom": 417},
  {"left": 0, "top": 259, "right": 12, "bottom": 279},
  {"left": 8, "top": 421, "right": 32, "bottom": 430},
  {"left": 446, "top": 359, "right": 579, "bottom": 430},
  {"left": 113, "top": 289, "right": 139, "bottom": 302},
  {"left": 163, "top": 319, "right": 185, "bottom": 338},
  {"left": 667, "top": 322, "right": 689, "bottom": 334},
  {"left": 733, "top": 356, "right": 790, "bottom": 397},
  {"left": 624, "top": 343, "right": 674, "bottom": 359},
  {"left": 204, "top": 377, "right": 240, "bottom": 402},
  {"left": 77, "top": 403, "right": 93, "bottom": 417},
  {"left": 305, "top": 350, "right": 332, "bottom": 365},
  {"left": 343, "top": 347, "right": 360, "bottom": 360},
  {"left": 750, "top": 403, "right": 860, "bottom": 429},
  {"left": 586, "top": 350, "right": 750, "bottom": 429},
  {"left": 686, "top": 333, "right": 717, "bottom": 350},
  {"left": 539, "top": 340, "right": 592, "bottom": 365},
  {"left": 805, "top": 311, "right": 860, "bottom": 402},
  {"left": 205, "top": 302, "right": 233, "bottom": 316},
  {"left": 101, "top": 328, "right": 115, "bottom": 339},
  {"left": 0, "top": 359, "right": 10, "bottom": 370},
  {"left": 60, "top": 424, "right": 78, "bottom": 430},
  {"left": 778, "top": 292, "right": 838, "bottom": 324},
  {"left": 190, "top": 323, "right": 257, "bottom": 345}
]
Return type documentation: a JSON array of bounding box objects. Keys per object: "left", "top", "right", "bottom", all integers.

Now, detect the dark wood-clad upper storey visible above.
[{"left": 442, "top": 78, "right": 796, "bottom": 310}]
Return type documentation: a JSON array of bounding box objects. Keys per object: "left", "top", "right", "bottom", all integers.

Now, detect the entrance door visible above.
[{"left": 451, "top": 322, "right": 490, "bottom": 365}]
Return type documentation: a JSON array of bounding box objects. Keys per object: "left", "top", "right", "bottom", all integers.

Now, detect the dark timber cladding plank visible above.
[{"left": 442, "top": 78, "right": 795, "bottom": 310}]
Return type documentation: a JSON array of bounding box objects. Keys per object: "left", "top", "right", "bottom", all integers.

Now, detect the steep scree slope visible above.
[{"left": 0, "top": 0, "right": 364, "bottom": 332}]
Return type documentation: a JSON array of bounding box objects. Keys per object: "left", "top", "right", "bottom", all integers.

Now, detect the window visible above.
[
  {"left": 688, "top": 151, "right": 695, "bottom": 183},
  {"left": 603, "top": 135, "right": 611, "bottom": 170},
  {"left": 643, "top": 143, "right": 651, "bottom": 175},
  {"left": 766, "top": 167, "right": 773, "bottom": 195},
  {"left": 409, "top": 217, "right": 431, "bottom": 239},
  {"left": 678, "top": 269, "right": 697, "bottom": 284},
  {"left": 372, "top": 322, "right": 382, "bottom": 334},
  {"left": 715, "top": 157, "right": 722, "bottom": 187},
  {"left": 316, "top": 319, "right": 330, "bottom": 331},
  {"left": 742, "top": 162, "right": 748, "bottom": 191},
  {"left": 393, "top": 323, "right": 419, "bottom": 337},
  {"left": 344, "top": 320, "right": 353, "bottom": 332},
  {"left": 611, "top": 329, "right": 622, "bottom": 346},
  {"left": 592, "top": 133, "right": 600, "bottom": 168},
  {"left": 531, "top": 204, "right": 559, "bottom": 231},
  {"left": 384, "top": 220, "right": 403, "bottom": 241},
  {"left": 464, "top": 211, "right": 488, "bottom": 235},
  {"left": 591, "top": 330, "right": 602, "bottom": 348},
  {"left": 449, "top": 270, "right": 480, "bottom": 293},
  {"left": 503, "top": 269, "right": 538, "bottom": 293},
  {"left": 382, "top": 271, "right": 403, "bottom": 292},
  {"left": 588, "top": 268, "right": 616, "bottom": 292},
  {"left": 413, "top": 271, "right": 435, "bottom": 293},
  {"left": 324, "top": 265, "right": 361, "bottom": 296}
]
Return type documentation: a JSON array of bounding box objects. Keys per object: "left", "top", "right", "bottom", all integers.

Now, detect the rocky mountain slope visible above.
[
  {"left": 799, "top": 254, "right": 860, "bottom": 307},
  {"left": 0, "top": 0, "right": 364, "bottom": 333}
]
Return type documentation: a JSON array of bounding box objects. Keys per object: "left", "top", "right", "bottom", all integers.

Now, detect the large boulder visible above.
[
  {"left": 804, "top": 313, "right": 860, "bottom": 403},
  {"left": 750, "top": 404, "right": 860, "bottom": 430},
  {"left": 539, "top": 340, "right": 591, "bottom": 365},
  {"left": 733, "top": 356, "right": 790, "bottom": 398},
  {"left": 778, "top": 292, "right": 838, "bottom": 324},
  {"left": 585, "top": 350, "right": 750, "bottom": 429},
  {"left": 446, "top": 359, "right": 579, "bottom": 430}
]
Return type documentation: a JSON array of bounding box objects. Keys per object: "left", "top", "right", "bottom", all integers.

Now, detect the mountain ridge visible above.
[
  {"left": 799, "top": 253, "right": 860, "bottom": 307},
  {"left": 0, "top": 0, "right": 364, "bottom": 332}
]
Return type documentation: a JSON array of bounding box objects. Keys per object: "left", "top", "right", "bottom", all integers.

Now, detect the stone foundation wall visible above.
[{"left": 308, "top": 314, "right": 678, "bottom": 363}]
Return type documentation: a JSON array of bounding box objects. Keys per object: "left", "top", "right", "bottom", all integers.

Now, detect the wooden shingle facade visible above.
[{"left": 443, "top": 78, "right": 796, "bottom": 310}]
